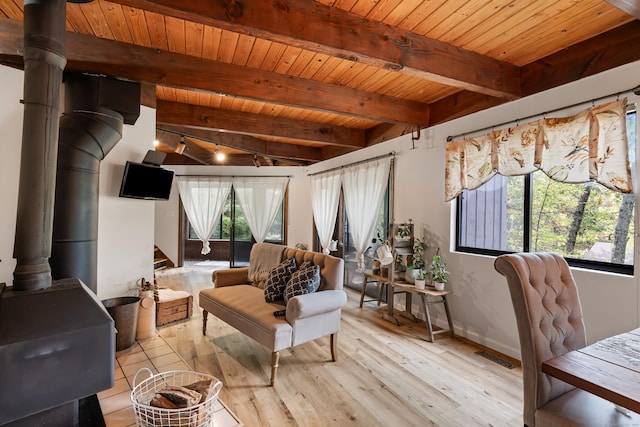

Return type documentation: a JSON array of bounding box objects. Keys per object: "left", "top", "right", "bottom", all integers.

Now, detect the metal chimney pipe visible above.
[
  {"left": 50, "top": 73, "right": 140, "bottom": 294},
  {"left": 12, "top": 0, "right": 67, "bottom": 291}
]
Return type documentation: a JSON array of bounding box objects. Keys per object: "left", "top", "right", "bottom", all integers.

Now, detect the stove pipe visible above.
[
  {"left": 51, "top": 74, "right": 140, "bottom": 293},
  {"left": 12, "top": 0, "right": 67, "bottom": 291}
]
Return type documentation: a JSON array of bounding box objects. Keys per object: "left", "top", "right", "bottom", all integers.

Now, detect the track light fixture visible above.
[
  {"left": 252, "top": 154, "right": 260, "bottom": 168},
  {"left": 175, "top": 135, "right": 186, "bottom": 154}
]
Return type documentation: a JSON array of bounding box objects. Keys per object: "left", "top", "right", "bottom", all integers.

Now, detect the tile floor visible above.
[{"left": 98, "top": 334, "right": 241, "bottom": 427}]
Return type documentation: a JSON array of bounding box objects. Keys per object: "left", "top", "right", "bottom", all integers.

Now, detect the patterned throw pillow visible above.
[
  {"left": 284, "top": 263, "right": 320, "bottom": 304},
  {"left": 264, "top": 257, "right": 297, "bottom": 302}
]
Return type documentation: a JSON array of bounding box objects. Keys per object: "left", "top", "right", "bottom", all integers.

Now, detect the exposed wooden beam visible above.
[
  {"left": 604, "top": 0, "right": 640, "bottom": 19},
  {"left": 0, "top": 17, "right": 429, "bottom": 126},
  {"left": 156, "top": 100, "right": 365, "bottom": 147},
  {"left": 521, "top": 21, "right": 640, "bottom": 97},
  {"left": 158, "top": 124, "right": 321, "bottom": 163},
  {"left": 429, "top": 91, "right": 507, "bottom": 127},
  {"left": 112, "top": 0, "right": 521, "bottom": 99},
  {"left": 155, "top": 131, "right": 212, "bottom": 165},
  {"left": 365, "top": 123, "right": 417, "bottom": 147}
]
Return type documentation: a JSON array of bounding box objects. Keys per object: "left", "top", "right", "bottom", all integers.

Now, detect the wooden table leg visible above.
[
  {"left": 420, "top": 294, "right": 435, "bottom": 342},
  {"left": 382, "top": 280, "right": 400, "bottom": 325},
  {"left": 443, "top": 295, "right": 455, "bottom": 338}
]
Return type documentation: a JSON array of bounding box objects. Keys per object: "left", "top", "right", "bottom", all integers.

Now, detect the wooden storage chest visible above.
[{"left": 155, "top": 289, "right": 193, "bottom": 326}]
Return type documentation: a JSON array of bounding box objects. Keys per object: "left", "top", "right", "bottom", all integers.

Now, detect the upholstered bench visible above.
[{"left": 199, "top": 243, "right": 346, "bottom": 385}]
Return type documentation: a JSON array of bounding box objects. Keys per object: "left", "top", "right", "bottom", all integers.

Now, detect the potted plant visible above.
[
  {"left": 414, "top": 268, "right": 428, "bottom": 290},
  {"left": 430, "top": 248, "right": 449, "bottom": 291},
  {"left": 406, "top": 238, "right": 426, "bottom": 284},
  {"left": 395, "top": 219, "right": 413, "bottom": 240}
]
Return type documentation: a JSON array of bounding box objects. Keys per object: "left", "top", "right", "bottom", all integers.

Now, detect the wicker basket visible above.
[{"left": 131, "top": 369, "right": 222, "bottom": 427}]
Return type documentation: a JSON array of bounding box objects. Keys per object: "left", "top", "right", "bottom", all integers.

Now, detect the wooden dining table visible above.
[{"left": 542, "top": 327, "right": 640, "bottom": 414}]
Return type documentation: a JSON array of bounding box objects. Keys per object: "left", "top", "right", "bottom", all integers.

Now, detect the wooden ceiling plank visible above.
[
  {"left": 286, "top": 49, "right": 318, "bottom": 77},
  {"left": 66, "top": 3, "right": 94, "bottom": 33},
  {"left": 411, "top": 1, "right": 465, "bottom": 36},
  {"left": 156, "top": 100, "right": 366, "bottom": 147},
  {"left": 605, "top": 0, "right": 640, "bottom": 19},
  {"left": 382, "top": 0, "right": 423, "bottom": 27},
  {"left": 232, "top": 33, "right": 256, "bottom": 66},
  {"left": 201, "top": 25, "right": 221, "bottom": 60},
  {"left": 396, "top": 0, "right": 441, "bottom": 33},
  {"left": 451, "top": 0, "right": 543, "bottom": 53},
  {"left": 366, "top": 0, "right": 404, "bottom": 22},
  {"left": 184, "top": 20, "right": 204, "bottom": 57},
  {"left": 165, "top": 15, "right": 186, "bottom": 54},
  {"left": 121, "top": 4, "right": 153, "bottom": 47},
  {"left": 244, "top": 37, "right": 271, "bottom": 69},
  {"left": 107, "top": 0, "right": 521, "bottom": 99},
  {"left": 143, "top": 10, "right": 169, "bottom": 51},
  {"left": 79, "top": 0, "right": 116, "bottom": 40},
  {"left": 99, "top": 2, "right": 134, "bottom": 44},
  {"left": 0, "top": 17, "right": 430, "bottom": 126},
  {"left": 217, "top": 29, "right": 240, "bottom": 63},
  {"left": 520, "top": 20, "right": 640, "bottom": 97},
  {"left": 481, "top": 2, "right": 631, "bottom": 65}
]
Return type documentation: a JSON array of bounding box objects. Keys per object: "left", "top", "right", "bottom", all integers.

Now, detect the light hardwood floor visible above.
[{"left": 155, "top": 267, "right": 524, "bottom": 426}]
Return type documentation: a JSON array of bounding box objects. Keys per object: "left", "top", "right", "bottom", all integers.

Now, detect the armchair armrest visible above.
[
  {"left": 212, "top": 267, "right": 250, "bottom": 288},
  {"left": 286, "top": 290, "right": 347, "bottom": 321}
]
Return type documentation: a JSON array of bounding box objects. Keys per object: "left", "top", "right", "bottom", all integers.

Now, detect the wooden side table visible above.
[{"left": 384, "top": 282, "right": 455, "bottom": 342}]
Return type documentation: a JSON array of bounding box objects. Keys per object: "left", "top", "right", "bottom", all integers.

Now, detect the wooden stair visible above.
[{"left": 154, "top": 246, "right": 174, "bottom": 272}]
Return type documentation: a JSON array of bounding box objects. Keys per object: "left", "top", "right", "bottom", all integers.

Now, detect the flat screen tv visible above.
[{"left": 119, "top": 161, "right": 175, "bottom": 200}]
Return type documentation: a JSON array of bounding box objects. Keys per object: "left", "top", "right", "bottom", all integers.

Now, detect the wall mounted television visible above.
[{"left": 118, "top": 161, "right": 175, "bottom": 200}]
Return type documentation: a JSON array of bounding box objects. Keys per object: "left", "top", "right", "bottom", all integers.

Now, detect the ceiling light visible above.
[
  {"left": 252, "top": 154, "right": 260, "bottom": 168},
  {"left": 175, "top": 136, "right": 186, "bottom": 154},
  {"left": 214, "top": 145, "right": 226, "bottom": 162}
]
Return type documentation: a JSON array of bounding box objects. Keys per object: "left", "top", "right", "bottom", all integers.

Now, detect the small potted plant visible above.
[
  {"left": 414, "top": 268, "right": 428, "bottom": 290},
  {"left": 430, "top": 248, "right": 449, "bottom": 291},
  {"left": 395, "top": 219, "right": 413, "bottom": 240},
  {"left": 406, "top": 237, "right": 426, "bottom": 284}
]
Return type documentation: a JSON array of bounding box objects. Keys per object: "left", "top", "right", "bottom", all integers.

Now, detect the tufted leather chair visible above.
[{"left": 495, "top": 252, "right": 640, "bottom": 427}]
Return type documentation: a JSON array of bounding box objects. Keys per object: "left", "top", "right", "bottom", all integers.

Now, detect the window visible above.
[
  {"left": 188, "top": 190, "right": 285, "bottom": 243},
  {"left": 457, "top": 111, "right": 636, "bottom": 274}
]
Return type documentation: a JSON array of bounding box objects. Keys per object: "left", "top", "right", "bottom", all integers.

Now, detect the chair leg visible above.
[
  {"left": 270, "top": 351, "right": 280, "bottom": 386},
  {"left": 330, "top": 333, "right": 338, "bottom": 361},
  {"left": 202, "top": 309, "right": 208, "bottom": 336}
]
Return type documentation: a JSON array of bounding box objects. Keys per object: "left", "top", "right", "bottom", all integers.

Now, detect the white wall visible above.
[
  {"left": 0, "top": 67, "right": 24, "bottom": 284},
  {"left": 153, "top": 166, "right": 311, "bottom": 266},
  {"left": 0, "top": 64, "right": 156, "bottom": 300},
  {"left": 97, "top": 106, "right": 156, "bottom": 299}
]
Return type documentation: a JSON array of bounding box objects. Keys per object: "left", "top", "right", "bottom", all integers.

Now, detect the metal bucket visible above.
[{"left": 102, "top": 296, "right": 141, "bottom": 351}]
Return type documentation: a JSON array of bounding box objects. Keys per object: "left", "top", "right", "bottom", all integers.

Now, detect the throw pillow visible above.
[
  {"left": 284, "top": 263, "right": 320, "bottom": 304},
  {"left": 264, "top": 257, "right": 297, "bottom": 302}
]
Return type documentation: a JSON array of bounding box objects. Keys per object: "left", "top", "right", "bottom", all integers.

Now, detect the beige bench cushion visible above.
[{"left": 200, "top": 285, "right": 293, "bottom": 352}]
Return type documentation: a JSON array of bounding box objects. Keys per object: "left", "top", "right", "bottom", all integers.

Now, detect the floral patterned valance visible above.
[{"left": 444, "top": 100, "right": 632, "bottom": 202}]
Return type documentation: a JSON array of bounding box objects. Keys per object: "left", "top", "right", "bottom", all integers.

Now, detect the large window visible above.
[
  {"left": 457, "top": 111, "right": 636, "bottom": 274},
  {"left": 188, "top": 190, "right": 285, "bottom": 243}
]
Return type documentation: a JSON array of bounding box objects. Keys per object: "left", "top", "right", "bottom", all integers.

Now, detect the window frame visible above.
[{"left": 455, "top": 110, "right": 636, "bottom": 276}]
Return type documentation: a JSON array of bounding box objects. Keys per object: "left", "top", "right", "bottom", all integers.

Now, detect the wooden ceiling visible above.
[{"left": 0, "top": 0, "right": 638, "bottom": 166}]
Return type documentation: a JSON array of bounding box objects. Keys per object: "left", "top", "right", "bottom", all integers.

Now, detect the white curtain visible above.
[
  {"left": 310, "top": 171, "right": 342, "bottom": 254},
  {"left": 233, "top": 177, "right": 289, "bottom": 243},
  {"left": 177, "top": 176, "right": 233, "bottom": 255},
  {"left": 341, "top": 157, "right": 391, "bottom": 271}
]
